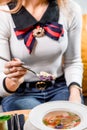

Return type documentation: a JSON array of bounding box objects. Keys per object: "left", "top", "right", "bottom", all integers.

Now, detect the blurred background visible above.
[
  {"left": 75, "top": 0, "right": 87, "bottom": 14},
  {"left": 75, "top": 0, "right": 87, "bottom": 105}
]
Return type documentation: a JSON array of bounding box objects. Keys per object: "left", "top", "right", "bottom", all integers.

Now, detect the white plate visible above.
[{"left": 24, "top": 101, "right": 87, "bottom": 130}]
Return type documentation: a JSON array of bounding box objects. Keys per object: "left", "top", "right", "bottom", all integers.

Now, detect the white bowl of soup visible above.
[{"left": 24, "top": 101, "right": 87, "bottom": 130}]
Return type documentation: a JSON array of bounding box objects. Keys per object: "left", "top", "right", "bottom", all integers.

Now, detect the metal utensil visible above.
[
  {"left": 14, "top": 114, "right": 21, "bottom": 130},
  {"left": 0, "top": 56, "right": 37, "bottom": 75},
  {"left": 0, "top": 56, "right": 55, "bottom": 81},
  {"left": 10, "top": 114, "right": 14, "bottom": 130}
]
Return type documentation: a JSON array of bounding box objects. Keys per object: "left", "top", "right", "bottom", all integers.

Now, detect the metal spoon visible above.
[
  {"left": 0, "top": 56, "right": 37, "bottom": 75},
  {"left": 0, "top": 56, "right": 55, "bottom": 81}
]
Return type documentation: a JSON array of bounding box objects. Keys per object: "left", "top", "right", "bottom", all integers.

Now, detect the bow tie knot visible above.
[{"left": 33, "top": 26, "right": 45, "bottom": 37}]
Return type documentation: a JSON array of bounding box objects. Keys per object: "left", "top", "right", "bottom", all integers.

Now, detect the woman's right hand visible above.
[{"left": 3, "top": 58, "right": 27, "bottom": 92}]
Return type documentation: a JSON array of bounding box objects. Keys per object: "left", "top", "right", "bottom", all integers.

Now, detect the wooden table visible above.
[{"left": 0, "top": 110, "right": 31, "bottom": 120}]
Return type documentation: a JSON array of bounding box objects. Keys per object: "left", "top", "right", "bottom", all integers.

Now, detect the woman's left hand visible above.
[{"left": 69, "top": 85, "right": 82, "bottom": 103}]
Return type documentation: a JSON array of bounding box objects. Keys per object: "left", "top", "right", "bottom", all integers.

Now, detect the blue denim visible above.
[{"left": 1, "top": 78, "right": 83, "bottom": 112}]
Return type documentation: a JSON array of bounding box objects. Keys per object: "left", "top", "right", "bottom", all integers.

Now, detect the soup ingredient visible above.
[
  {"left": 37, "top": 71, "right": 55, "bottom": 81},
  {"left": 55, "top": 124, "right": 63, "bottom": 129}
]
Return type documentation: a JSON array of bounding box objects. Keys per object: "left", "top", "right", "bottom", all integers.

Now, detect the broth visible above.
[{"left": 43, "top": 111, "right": 81, "bottom": 129}]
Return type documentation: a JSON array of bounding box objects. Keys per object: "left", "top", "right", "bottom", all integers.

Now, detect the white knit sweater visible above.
[{"left": 0, "top": 0, "right": 83, "bottom": 97}]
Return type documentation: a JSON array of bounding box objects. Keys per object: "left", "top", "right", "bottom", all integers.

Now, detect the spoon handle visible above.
[{"left": 0, "top": 56, "right": 37, "bottom": 75}]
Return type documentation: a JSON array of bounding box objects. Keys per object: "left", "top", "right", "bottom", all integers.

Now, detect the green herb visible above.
[
  {"left": 75, "top": 119, "right": 80, "bottom": 122},
  {"left": 0, "top": 115, "right": 11, "bottom": 121},
  {"left": 43, "top": 120, "right": 49, "bottom": 125}
]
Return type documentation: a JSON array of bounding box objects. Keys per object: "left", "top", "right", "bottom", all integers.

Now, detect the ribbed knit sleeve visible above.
[
  {"left": 63, "top": 1, "right": 83, "bottom": 87},
  {"left": 0, "top": 5, "right": 11, "bottom": 96}
]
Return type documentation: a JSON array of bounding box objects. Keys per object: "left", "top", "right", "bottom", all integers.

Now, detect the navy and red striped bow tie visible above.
[{"left": 14, "top": 22, "right": 64, "bottom": 54}]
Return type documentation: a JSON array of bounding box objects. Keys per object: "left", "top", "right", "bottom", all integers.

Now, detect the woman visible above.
[{"left": 0, "top": 0, "right": 83, "bottom": 111}]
